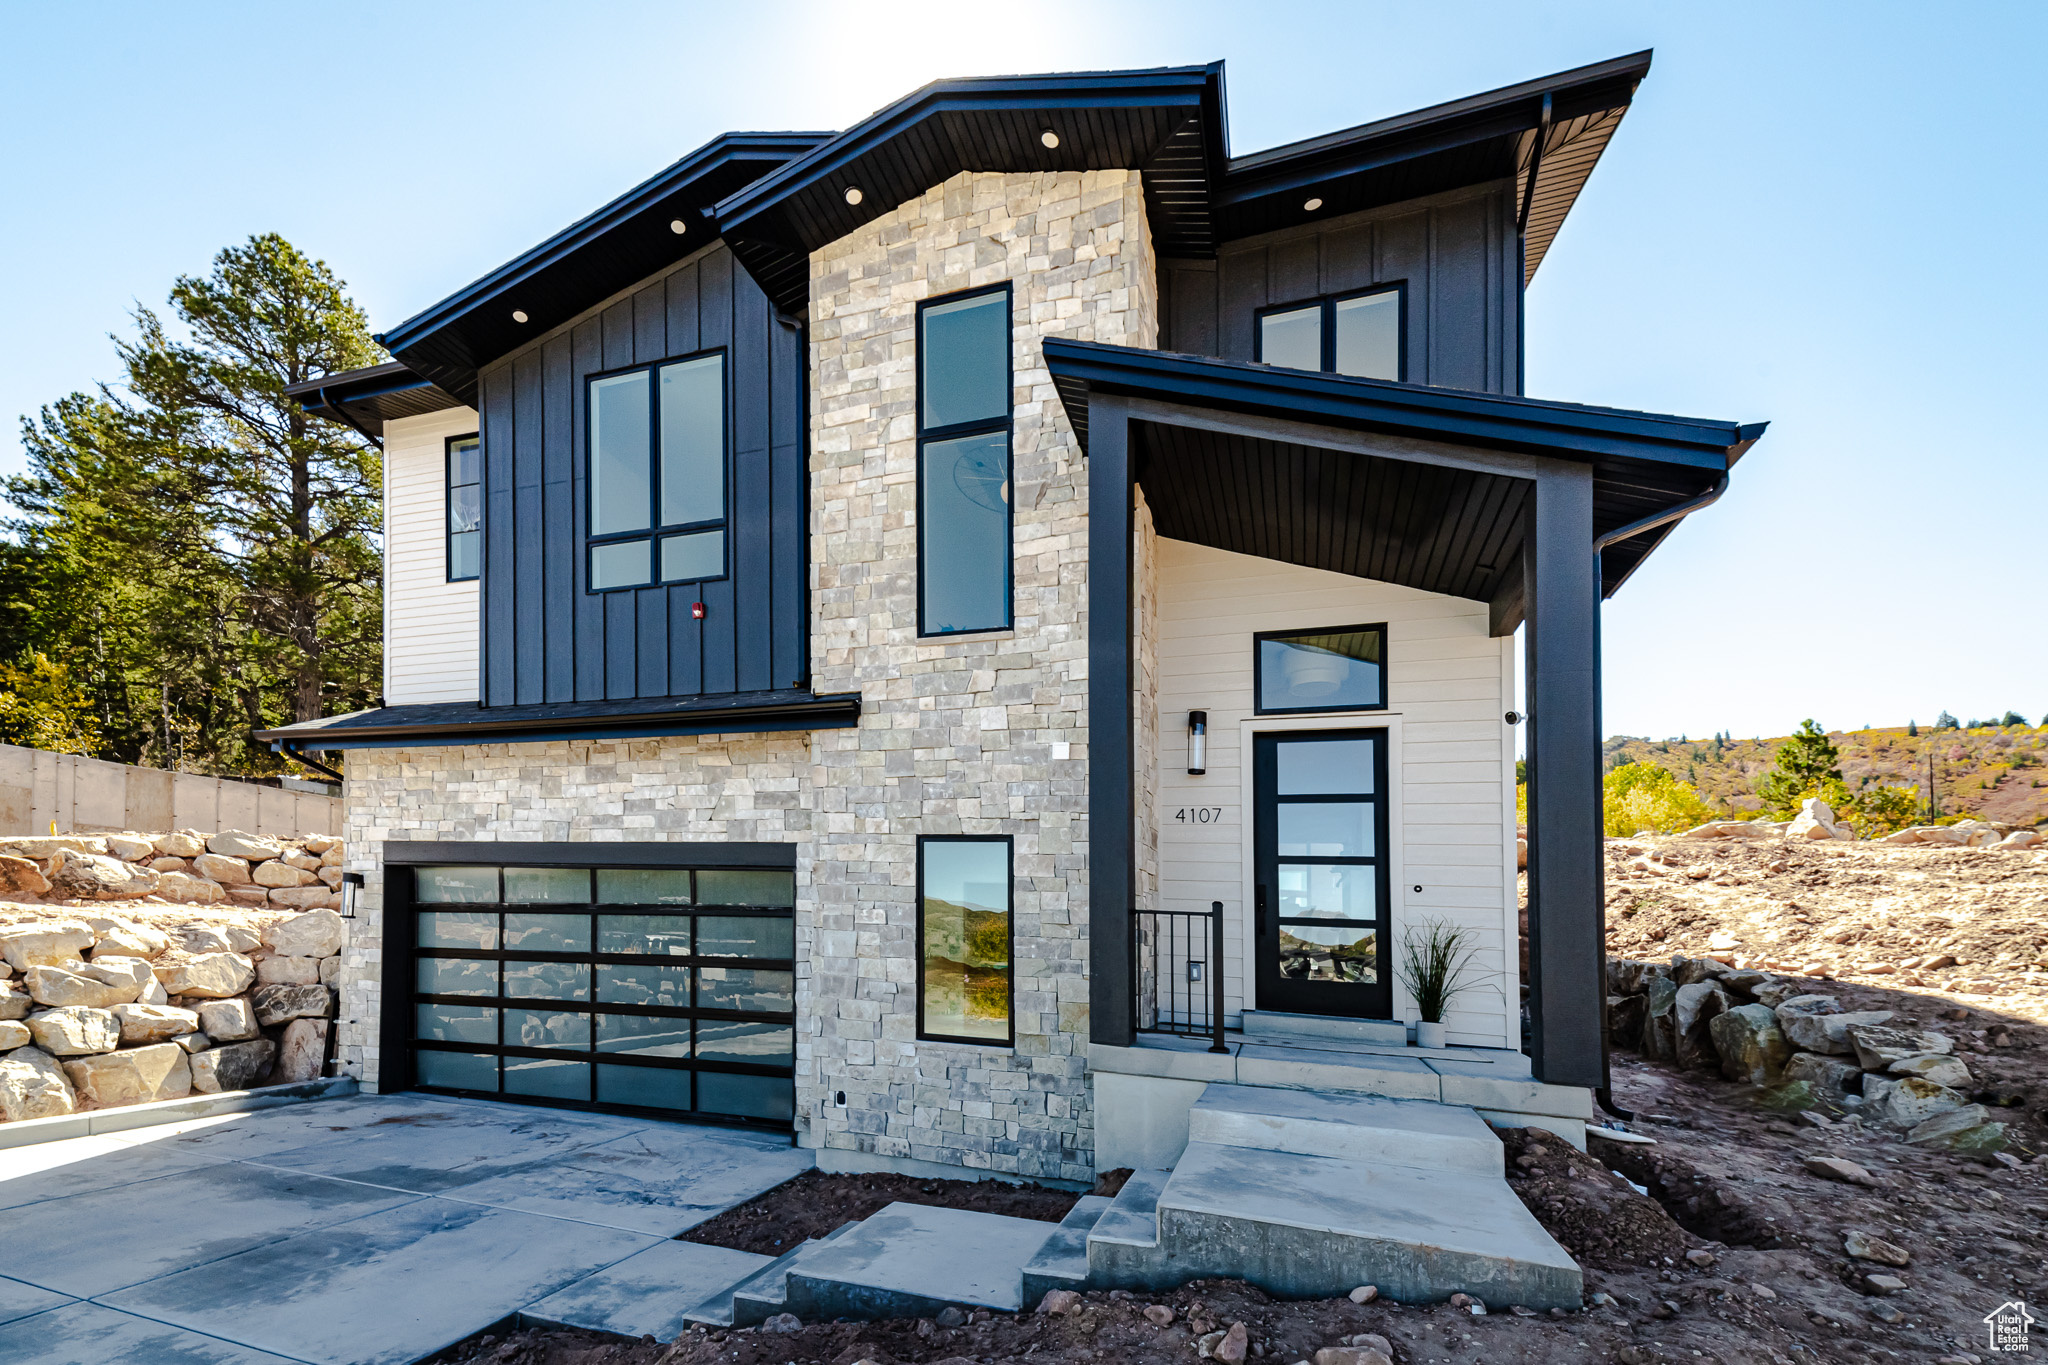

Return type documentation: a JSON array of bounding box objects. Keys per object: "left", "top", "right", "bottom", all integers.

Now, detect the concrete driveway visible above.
[{"left": 0, "top": 1092, "right": 811, "bottom": 1364}]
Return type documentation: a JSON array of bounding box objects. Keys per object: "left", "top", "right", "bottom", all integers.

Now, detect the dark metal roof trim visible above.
[
  {"left": 256, "top": 687, "right": 862, "bottom": 749},
  {"left": 1042, "top": 338, "right": 1766, "bottom": 471},
  {"left": 283, "top": 361, "right": 465, "bottom": 438}
]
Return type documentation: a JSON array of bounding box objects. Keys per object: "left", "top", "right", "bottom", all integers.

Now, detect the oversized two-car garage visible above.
[{"left": 380, "top": 843, "right": 796, "bottom": 1129}]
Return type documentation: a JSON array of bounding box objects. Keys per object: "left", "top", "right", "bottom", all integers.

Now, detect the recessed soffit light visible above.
[
  {"left": 1041, "top": 130, "right": 1060, "bottom": 149},
  {"left": 844, "top": 186, "right": 863, "bottom": 206},
  {"left": 669, "top": 218, "right": 688, "bottom": 235},
  {"left": 1303, "top": 197, "right": 1324, "bottom": 212},
  {"left": 511, "top": 309, "right": 529, "bottom": 323}
]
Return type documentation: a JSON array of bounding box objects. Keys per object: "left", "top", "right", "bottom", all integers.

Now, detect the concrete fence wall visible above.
[{"left": 0, "top": 744, "right": 341, "bottom": 839}]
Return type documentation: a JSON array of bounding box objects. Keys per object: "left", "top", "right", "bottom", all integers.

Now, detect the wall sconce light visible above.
[
  {"left": 1187, "top": 710, "right": 1208, "bottom": 775},
  {"left": 339, "top": 871, "right": 363, "bottom": 920}
]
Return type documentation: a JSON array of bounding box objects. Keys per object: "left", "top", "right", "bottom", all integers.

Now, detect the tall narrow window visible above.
[
  {"left": 1255, "top": 284, "right": 1404, "bottom": 382},
  {"left": 918, "top": 836, "right": 1012, "bottom": 1044},
  {"left": 917, "top": 286, "right": 1011, "bottom": 635},
  {"left": 446, "top": 435, "right": 481, "bottom": 582},
  {"left": 585, "top": 352, "right": 727, "bottom": 591}
]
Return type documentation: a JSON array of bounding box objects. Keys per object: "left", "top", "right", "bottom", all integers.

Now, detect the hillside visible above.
[{"left": 1605, "top": 721, "right": 2048, "bottom": 829}]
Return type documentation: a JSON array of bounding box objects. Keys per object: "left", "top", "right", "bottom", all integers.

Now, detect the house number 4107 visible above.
[{"left": 1174, "top": 807, "right": 1224, "bottom": 824}]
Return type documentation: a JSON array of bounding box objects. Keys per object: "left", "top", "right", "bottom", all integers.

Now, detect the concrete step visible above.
[
  {"left": 684, "top": 1223, "right": 858, "bottom": 1327},
  {"left": 523, "top": 1240, "right": 773, "bottom": 1341},
  {"left": 1241, "top": 1010, "right": 1408, "bottom": 1046},
  {"left": 1020, "top": 1194, "right": 1112, "bottom": 1308},
  {"left": 1084, "top": 1166, "right": 1170, "bottom": 1287},
  {"left": 1187, "top": 1084, "right": 1503, "bottom": 1177},
  {"left": 780, "top": 1202, "right": 1064, "bottom": 1319},
  {"left": 1234, "top": 1041, "right": 1441, "bottom": 1100},
  {"left": 1147, "top": 1141, "right": 1580, "bottom": 1309}
]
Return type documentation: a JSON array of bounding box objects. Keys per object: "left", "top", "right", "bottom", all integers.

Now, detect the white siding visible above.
[
  {"left": 1153, "top": 537, "right": 1520, "bottom": 1048},
  {"left": 383, "top": 408, "right": 481, "bottom": 704}
]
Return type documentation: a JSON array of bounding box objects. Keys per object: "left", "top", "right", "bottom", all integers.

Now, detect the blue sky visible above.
[{"left": 1, "top": 1, "right": 2041, "bottom": 740}]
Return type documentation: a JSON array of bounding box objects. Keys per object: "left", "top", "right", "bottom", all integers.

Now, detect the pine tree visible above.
[
  {"left": 1908, "top": 719, "right": 1918, "bottom": 737},
  {"left": 1756, "top": 719, "right": 1844, "bottom": 817}
]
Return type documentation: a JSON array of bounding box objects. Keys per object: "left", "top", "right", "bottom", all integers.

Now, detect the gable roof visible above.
[{"left": 370, "top": 54, "right": 1651, "bottom": 395}]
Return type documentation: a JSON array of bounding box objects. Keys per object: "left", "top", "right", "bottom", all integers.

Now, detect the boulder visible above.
[
  {"left": 1784, "top": 1052, "right": 1864, "bottom": 1096},
  {"left": 1866, "top": 1075, "right": 1968, "bottom": 1130},
  {"left": 109, "top": 1003, "right": 201, "bottom": 1044},
  {"left": 223, "top": 924, "right": 261, "bottom": 954},
  {"left": 93, "top": 925, "right": 170, "bottom": 959},
  {"left": 149, "top": 857, "right": 189, "bottom": 874},
  {"left": 303, "top": 834, "right": 338, "bottom": 854},
  {"left": 1670, "top": 956, "right": 1718, "bottom": 986},
  {"left": 25, "top": 1006, "right": 121, "bottom": 1055},
  {"left": 156, "top": 872, "right": 225, "bottom": 905},
  {"left": 269, "top": 885, "right": 333, "bottom": 910},
  {"left": 251, "top": 983, "right": 332, "bottom": 1027},
  {"left": 0, "top": 1019, "right": 28, "bottom": 1051},
  {"left": 1607, "top": 993, "right": 1646, "bottom": 1050},
  {"left": 172, "top": 924, "right": 234, "bottom": 954},
  {"left": 1682, "top": 820, "right": 1778, "bottom": 840},
  {"left": 0, "top": 981, "right": 30, "bottom": 1020},
  {"left": 175, "top": 1032, "right": 210, "bottom": 1053},
  {"left": 152, "top": 952, "right": 255, "bottom": 999},
  {"left": 1781, "top": 1008, "right": 1895, "bottom": 1056},
  {"left": 256, "top": 956, "right": 319, "bottom": 986},
  {"left": 318, "top": 955, "right": 339, "bottom": 987},
  {"left": 0, "top": 837, "right": 105, "bottom": 860},
  {"left": 1750, "top": 980, "right": 1810, "bottom": 1009},
  {"left": 1998, "top": 829, "right": 2039, "bottom": 849},
  {"left": 282, "top": 851, "right": 322, "bottom": 874},
  {"left": 274, "top": 1017, "right": 328, "bottom": 1082},
  {"left": 1640, "top": 974, "right": 1678, "bottom": 1061},
  {"left": 1848, "top": 1025, "right": 1954, "bottom": 1071},
  {"left": 1710, "top": 1003, "right": 1791, "bottom": 1085},
  {"left": 1787, "top": 797, "right": 1844, "bottom": 841},
  {"left": 1718, "top": 968, "right": 1771, "bottom": 998},
  {"left": 0, "top": 922, "right": 95, "bottom": 971},
  {"left": 1773, "top": 993, "right": 1842, "bottom": 1020},
  {"left": 1843, "top": 1230, "right": 1910, "bottom": 1267},
  {"left": 263, "top": 908, "right": 344, "bottom": 959},
  {"left": 320, "top": 844, "right": 343, "bottom": 868},
  {"left": 1803, "top": 1156, "right": 1880, "bottom": 1187},
  {"left": 48, "top": 852, "right": 158, "bottom": 901},
  {"left": 0, "top": 854, "right": 51, "bottom": 898},
  {"left": 105, "top": 834, "right": 156, "bottom": 862},
  {"left": 63, "top": 1042, "right": 191, "bottom": 1109},
  {"left": 226, "top": 887, "right": 272, "bottom": 907},
  {"left": 0, "top": 1045, "right": 76, "bottom": 1120},
  {"left": 152, "top": 832, "right": 205, "bottom": 858},
  {"left": 189, "top": 1038, "right": 274, "bottom": 1093},
  {"left": 1674, "top": 982, "right": 1730, "bottom": 1070},
  {"left": 207, "top": 830, "right": 283, "bottom": 862},
  {"left": 196, "top": 997, "right": 259, "bottom": 1042},
  {"left": 1902, "top": 1105, "right": 2006, "bottom": 1153},
  {"left": 1886, "top": 1053, "right": 1972, "bottom": 1088},
  {"left": 25, "top": 962, "right": 143, "bottom": 1009},
  {"left": 253, "top": 860, "right": 312, "bottom": 888},
  {"left": 317, "top": 866, "right": 344, "bottom": 888},
  {"left": 191, "top": 853, "right": 252, "bottom": 885}
]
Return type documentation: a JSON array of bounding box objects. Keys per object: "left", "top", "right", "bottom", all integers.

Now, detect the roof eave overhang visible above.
[
  {"left": 256, "top": 691, "right": 863, "bottom": 751},
  {"left": 282, "top": 362, "right": 465, "bottom": 438}
]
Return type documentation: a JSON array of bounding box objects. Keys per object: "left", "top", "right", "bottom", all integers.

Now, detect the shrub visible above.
[{"left": 1603, "top": 761, "right": 1718, "bottom": 836}]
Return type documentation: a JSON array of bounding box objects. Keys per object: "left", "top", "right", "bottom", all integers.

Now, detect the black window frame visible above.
[
  {"left": 1252, "top": 283, "right": 1407, "bottom": 382},
  {"left": 445, "top": 432, "right": 482, "bottom": 584},
  {"left": 582, "top": 347, "right": 732, "bottom": 595},
  {"left": 914, "top": 832, "right": 1016, "bottom": 1047},
  {"left": 1252, "top": 621, "right": 1390, "bottom": 716},
  {"left": 914, "top": 282, "right": 1014, "bottom": 638}
]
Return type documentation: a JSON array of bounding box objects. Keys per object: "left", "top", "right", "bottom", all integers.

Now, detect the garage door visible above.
[{"left": 388, "top": 850, "right": 795, "bottom": 1129}]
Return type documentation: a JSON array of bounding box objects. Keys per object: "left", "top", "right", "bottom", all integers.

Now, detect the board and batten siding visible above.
[
  {"left": 1160, "top": 181, "right": 1522, "bottom": 395},
  {"left": 1151, "top": 536, "right": 1520, "bottom": 1048},
  {"left": 383, "top": 408, "right": 481, "bottom": 704},
  {"left": 472, "top": 239, "right": 807, "bottom": 707}
]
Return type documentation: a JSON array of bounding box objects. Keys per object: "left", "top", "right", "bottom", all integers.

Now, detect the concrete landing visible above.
[
  {"left": 782, "top": 1202, "right": 1064, "bottom": 1319},
  {"left": 1188, "top": 1084, "right": 1504, "bottom": 1176},
  {"left": 1147, "top": 1140, "right": 1580, "bottom": 1309}
]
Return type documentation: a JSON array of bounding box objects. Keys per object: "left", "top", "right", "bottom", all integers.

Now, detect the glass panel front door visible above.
[{"left": 1253, "top": 730, "right": 1391, "bottom": 1018}]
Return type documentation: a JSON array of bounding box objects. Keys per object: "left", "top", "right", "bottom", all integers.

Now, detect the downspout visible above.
[
  {"left": 318, "top": 387, "right": 384, "bottom": 451},
  {"left": 1586, "top": 472, "right": 1730, "bottom": 1124}
]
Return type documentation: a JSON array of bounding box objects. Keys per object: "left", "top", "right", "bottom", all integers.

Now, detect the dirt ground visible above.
[
  {"left": 415, "top": 837, "right": 2048, "bottom": 1364},
  {"left": 678, "top": 1169, "right": 1081, "bottom": 1256}
]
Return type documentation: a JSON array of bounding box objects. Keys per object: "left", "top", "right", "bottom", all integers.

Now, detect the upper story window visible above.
[
  {"left": 446, "top": 435, "right": 481, "bottom": 582},
  {"left": 1255, "top": 285, "right": 1404, "bottom": 382},
  {"left": 586, "top": 352, "right": 727, "bottom": 592},
  {"left": 917, "top": 285, "right": 1012, "bottom": 636},
  {"left": 1255, "top": 623, "right": 1387, "bottom": 714}
]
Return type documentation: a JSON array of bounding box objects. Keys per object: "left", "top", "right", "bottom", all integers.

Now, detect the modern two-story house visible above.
[{"left": 269, "top": 53, "right": 1763, "bottom": 1237}]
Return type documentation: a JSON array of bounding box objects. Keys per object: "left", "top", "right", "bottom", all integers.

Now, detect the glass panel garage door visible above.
[{"left": 407, "top": 863, "right": 795, "bottom": 1128}]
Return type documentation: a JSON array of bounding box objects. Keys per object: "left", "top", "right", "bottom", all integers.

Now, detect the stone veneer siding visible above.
[
  {"left": 804, "top": 169, "right": 1156, "bottom": 1179},
  {"left": 336, "top": 169, "right": 1157, "bottom": 1182}
]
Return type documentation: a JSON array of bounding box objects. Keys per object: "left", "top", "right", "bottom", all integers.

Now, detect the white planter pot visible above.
[{"left": 1415, "top": 1021, "right": 1447, "bottom": 1049}]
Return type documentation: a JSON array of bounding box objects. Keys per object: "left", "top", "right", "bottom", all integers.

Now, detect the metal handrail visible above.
[{"left": 1132, "top": 901, "right": 1227, "bottom": 1053}]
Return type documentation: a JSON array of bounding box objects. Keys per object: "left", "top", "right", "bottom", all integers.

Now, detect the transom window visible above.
[
  {"left": 586, "top": 351, "right": 727, "bottom": 592},
  {"left": 446, "top": 434, "right": 481, "bottom": 582},
  {"left": 1255, "top": 624, "right": 1387, "bottom": 714},
  {"left": 1255, "top": 285, "right": 1404, "bottom": 381},
  {"left": 917, "top": 286, "right": 1012, "bottom": 636}
]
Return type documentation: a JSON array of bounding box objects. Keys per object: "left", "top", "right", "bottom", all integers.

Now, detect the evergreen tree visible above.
[
  {"left": 1908, "top": 719, "right": 1918, "bottom": 737},
  {"left": 1756, "top": 719, "right": 1844, "bottom": 817}
]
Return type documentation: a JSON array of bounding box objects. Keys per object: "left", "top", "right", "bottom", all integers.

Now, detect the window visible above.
[
  {"left": 1254, "top": 624, "right": 1387, "bottom": 714},
  {"left": 917, "top": 836, "right": 1012, "bottom": 1044},
  {"left": 446, "top": 435, "right": 481, "bottom": 582},
  {"left": 585, "top": 352, "right": 727, "bottom": 592},
  {"left": 917, "top": 286, "right": 1012, "bottom": 635},
  {"left": 1254, "top": 285, "right": 1404, "bottom": 381}
]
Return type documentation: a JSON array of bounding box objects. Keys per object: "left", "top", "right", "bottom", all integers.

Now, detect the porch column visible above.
[
  {"left": 1522, "top": 464, "right": 1605, "bottom": 1090},
  {"left": 1087, "top": 397, "right": 1136, "bottom": 1048}
]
